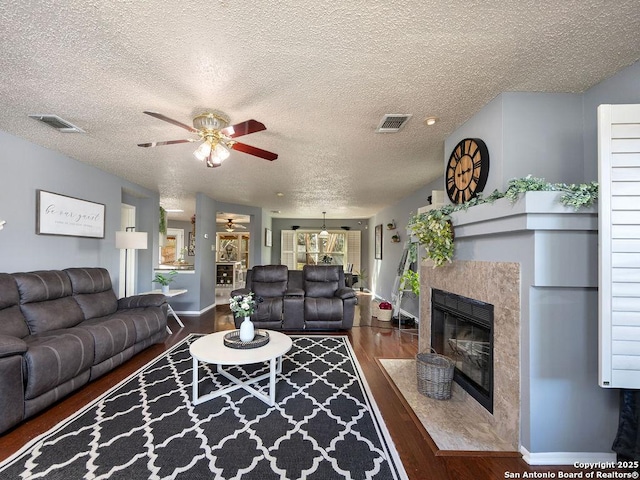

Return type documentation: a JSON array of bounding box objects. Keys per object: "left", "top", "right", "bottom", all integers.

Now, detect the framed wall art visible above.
[
  {"left": 36, "top": 190, "right": 105, "bottom": 238},
  {"left": 375, "top": 224, "right": 383, "bottom": 259},
  {"left": 265, "top": 228, "right": 273, "bottom": 247}
]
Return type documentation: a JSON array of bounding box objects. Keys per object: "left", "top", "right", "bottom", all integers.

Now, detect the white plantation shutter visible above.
[
  {"left": 280, "top": 230, "right": 296, "bottom": 269},
  {"left": 598, "top": 104, "right": 640, "bottom": 388},
  {"left": 347, "top": 231, "right": 361, "bottom": 272},
  {"left": 280, "top": 229, "right": 361, "bottom": 271}
]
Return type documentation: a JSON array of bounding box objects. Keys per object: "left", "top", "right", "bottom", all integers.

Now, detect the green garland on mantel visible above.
[{"left": 408, "top": 175, "right": 599, "bottom": 267}]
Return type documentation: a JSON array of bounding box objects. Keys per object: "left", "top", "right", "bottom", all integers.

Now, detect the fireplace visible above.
[{"left": 431, "top": 288, "right": 494, "bottom": 413}]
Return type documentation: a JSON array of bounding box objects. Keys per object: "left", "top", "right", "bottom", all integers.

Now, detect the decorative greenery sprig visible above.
[
  {"left": 408, "top": 175, "right": 598, "bottom": 267},
  {"left": 502, "top": 175, "right": 599, "bottom": 210}
]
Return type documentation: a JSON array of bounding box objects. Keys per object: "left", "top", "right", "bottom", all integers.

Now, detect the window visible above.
[{"left": 281, "top": 230, "right": 360, "bottom": 271}]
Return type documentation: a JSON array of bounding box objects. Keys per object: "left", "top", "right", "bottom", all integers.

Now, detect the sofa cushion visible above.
[
  {"left": 65, "top": 268, "right": 118, "bottom": 319},
  {"left": 304, "top": 297, "right": 343, "bottom": 322},
  {"left": 252, "top": 265, "right": 288, "bottom": 298},
  {"left": 0, "top": 274, "right": 29, "bottom": 338},
  {"left": 303, "top": 266, "right": 340, "bottom": 298},
  {"left": 23, "top": 327, "right": 95, "bottom": 400},
  {"left": 78, "top": 314, "right": 137, "bottom": 365},
  {"left": 14, "top": 271, "right": 85, "bottom": 334}
]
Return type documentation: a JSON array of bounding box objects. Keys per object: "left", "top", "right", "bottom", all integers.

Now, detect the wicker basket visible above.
[
  {"left": 416, "top": 352, "right": 455, "bottom": 400},
  {"left": 377, "top": 308, "right": 392, "bottom": 322}
]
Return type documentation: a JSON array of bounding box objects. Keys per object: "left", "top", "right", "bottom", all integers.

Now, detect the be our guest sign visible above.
[{"left": 36, "top": 190, "right": 105, "bottom": 238}]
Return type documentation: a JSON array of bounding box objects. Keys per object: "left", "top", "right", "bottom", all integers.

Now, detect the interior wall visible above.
[
  {"left": 368, "top": 177, "right": 443, "bottom": 319},
  {"left": 582, "top": 59, "right": 640, "bottom": 181},
  {"left": 0, "top": 131, "right": 158, "bottom": 294},
  {"left": 445, "top": 92, "right": 584, "bottom": 197}
]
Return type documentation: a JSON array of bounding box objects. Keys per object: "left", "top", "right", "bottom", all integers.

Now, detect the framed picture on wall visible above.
[
  {"left": 36, "top": 190, "right": 105, "bottom": 238},
  {"left": 375, "top": 224, "right": 382, "bottom": 259},
  {"left": 265, "top": 228, "right": 272, "bottom": 247}
]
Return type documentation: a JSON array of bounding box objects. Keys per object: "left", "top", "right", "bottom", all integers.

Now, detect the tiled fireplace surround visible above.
[
  {"left": 420, "top": 260, "right": 521, "bottom": 449},
  {"left": 415, "top": 192, "right": 618, "bottom": 463}
]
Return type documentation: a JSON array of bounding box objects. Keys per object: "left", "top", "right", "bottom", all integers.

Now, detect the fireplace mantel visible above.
[
  {"left": 449, "top": 191, "right": 597, "bottom": 238},
  {"left": 418, "top": 191, "right": 618, "bottom": 465}
]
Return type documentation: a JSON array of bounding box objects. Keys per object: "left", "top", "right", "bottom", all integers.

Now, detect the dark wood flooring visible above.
[{"left": 0, "top": 306, "right": 584, "bottom": 479}]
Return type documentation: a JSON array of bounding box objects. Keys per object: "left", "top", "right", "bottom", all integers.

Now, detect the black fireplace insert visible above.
[{"left": 431, "top": 288, "right": 494, "bottom": 413}]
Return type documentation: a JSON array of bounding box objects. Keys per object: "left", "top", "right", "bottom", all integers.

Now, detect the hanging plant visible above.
[
  {"left": 408, "top": 175, "right": 598, "bottom": 267},
  {"left": 407, "top": 208, "right": 454, "bottom": 267},
  {"left": 159, "top": 206, "right": 167, "bottom": 236}
]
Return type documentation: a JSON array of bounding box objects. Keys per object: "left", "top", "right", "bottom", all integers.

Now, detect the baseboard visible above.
[
  {"left": 520, "top": 446, "right": 616, "bottom": 465},
  {"left": 174, "top": 302, "right": 217, "bottom": 316}
]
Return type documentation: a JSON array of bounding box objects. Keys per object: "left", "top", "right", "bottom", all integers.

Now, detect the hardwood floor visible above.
[{"left": 0, "top": 306, "right": 583, "bottom": 479}]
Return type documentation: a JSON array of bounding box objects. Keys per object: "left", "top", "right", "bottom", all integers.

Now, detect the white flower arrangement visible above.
[{"left": 229, "top": 292, "right": 258, "bottom": 317}]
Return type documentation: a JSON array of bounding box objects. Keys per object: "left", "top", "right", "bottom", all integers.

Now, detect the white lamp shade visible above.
[{"left": 115, "top": 231, "right": 148, "bottom": 250}]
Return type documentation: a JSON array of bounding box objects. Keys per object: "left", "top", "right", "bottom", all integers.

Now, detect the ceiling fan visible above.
[
  {"left": 220, "top": 218, "right": 247, "bottom": 232},
  {"left": 137, "top": 110, "right": 278, "bottom": 168}
]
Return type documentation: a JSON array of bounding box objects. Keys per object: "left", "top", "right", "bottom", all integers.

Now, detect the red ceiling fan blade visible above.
[
  {"left": 221, "top": 119, "right": 266, "bottom": 138},
  {"left": 143, "top": 111, "right": 198, "bottom": 133},
  {"left": 137, "top": 139, "right": 197, "bottom": 147},
  {"left": 232, "top": 142, "right": 278, "bottom": 161}
]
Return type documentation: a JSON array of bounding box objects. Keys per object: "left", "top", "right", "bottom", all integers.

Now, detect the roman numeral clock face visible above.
[{"left": 446, "top": 138, "right": 490, "bottom": 204}]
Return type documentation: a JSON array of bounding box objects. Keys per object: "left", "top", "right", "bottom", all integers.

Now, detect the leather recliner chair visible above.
[
  {"left": 302, "top": 265, "right": 357, "bottom": 330},
  {"left": 231, "top": 265, "right": 304, "bottom": 330}
]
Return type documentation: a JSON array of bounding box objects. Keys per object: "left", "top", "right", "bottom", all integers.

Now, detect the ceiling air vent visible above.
[
  {"left": 28, "top": 114, "right": 85, "bottom": 133},
  {"left": 375, "top": 113, "right": 412, "bottom": 133}
]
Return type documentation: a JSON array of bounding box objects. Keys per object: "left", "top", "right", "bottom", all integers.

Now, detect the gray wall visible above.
[
  {"left": 446, "top": 91, "right": 584, "bottom": 196},
  {"left": 369, "top": 177, "right": 443, "bottom": 319},
  {"left": 582, "top": 59, "right": 640, "bottom": 181},
  {"left": 0, "top": 130, "right": 159, "bottom": 294}
]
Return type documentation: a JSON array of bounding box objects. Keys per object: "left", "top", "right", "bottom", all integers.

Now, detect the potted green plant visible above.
[
  {"left": 153, "top": 270, "right": 177, "bottom": 294},
  {"left": 354, "top": 268, "right": 368, "bottom": 292}
]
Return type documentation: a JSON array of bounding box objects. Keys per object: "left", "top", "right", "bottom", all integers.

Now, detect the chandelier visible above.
[{"left": 319, "top": 212, "right": 329, "bottom": 238}]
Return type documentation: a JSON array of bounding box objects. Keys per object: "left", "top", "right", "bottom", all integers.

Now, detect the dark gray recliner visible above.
[
  {"left": 302, "top": 265, "right": 356, "bottom": 330},
  {"left": 231, "top": 265, "right": 304, "bottom": 330}
]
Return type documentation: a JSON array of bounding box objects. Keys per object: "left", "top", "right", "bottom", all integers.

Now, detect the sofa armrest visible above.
[
  {"left": 335, "top": 287, "right": 356, "bottom": 300},
  {"left": 0, "top": 334, "right": 27, "bottom": 358},
  {"left": 230, "top": 288, "right": 251, "bottom": 298},
  {"left": 118, "top": 294, "right": 166, "bottom": 309},
  {"left": 285, "top": 288, "right": 305, "bottom": 297}
]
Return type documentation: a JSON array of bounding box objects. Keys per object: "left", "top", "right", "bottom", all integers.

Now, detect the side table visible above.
[
  {"left": 140, "top": 289, "right": 188, "bottom": 333},
  {"left": 356, "top": 291, "right": 373, "bottom": 326}
]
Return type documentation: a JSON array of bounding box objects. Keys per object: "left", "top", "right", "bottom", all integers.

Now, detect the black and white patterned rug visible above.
[{"left": 1, "top": 335, "right": 408, "bottom": 480}]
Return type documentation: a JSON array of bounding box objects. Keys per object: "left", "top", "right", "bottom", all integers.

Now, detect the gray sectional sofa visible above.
[{"left": 0, "top": 267, "right": 168, "bottom": 435}]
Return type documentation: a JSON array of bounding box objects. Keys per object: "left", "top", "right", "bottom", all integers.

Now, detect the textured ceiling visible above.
[{"left": 1, "top": 1, "right": 639, "bottom": 221}]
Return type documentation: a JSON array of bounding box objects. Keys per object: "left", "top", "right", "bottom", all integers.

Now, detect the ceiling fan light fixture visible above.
[
  {"left": 194, "top": 141, "right": 211, "bottom": 161},
  {"left": 205, "top": 141, "right": 231, "bottom": 168}
]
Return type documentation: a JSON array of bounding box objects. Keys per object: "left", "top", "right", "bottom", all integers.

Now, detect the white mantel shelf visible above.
[{"left": 448, "top": 191, "right": 597, "bottom": 239}]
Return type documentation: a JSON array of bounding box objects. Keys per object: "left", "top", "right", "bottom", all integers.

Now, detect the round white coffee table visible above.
[{"left": 190, "top": 330, "right": 293, "bottom": 407}]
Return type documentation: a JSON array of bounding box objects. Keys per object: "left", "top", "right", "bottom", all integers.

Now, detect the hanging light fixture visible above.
[
  {"left": 193, "top": 130, "right": 232, "bottom": 168},
  {"left": 319, "top": 211, "right": 329, "bottom": 238}
]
